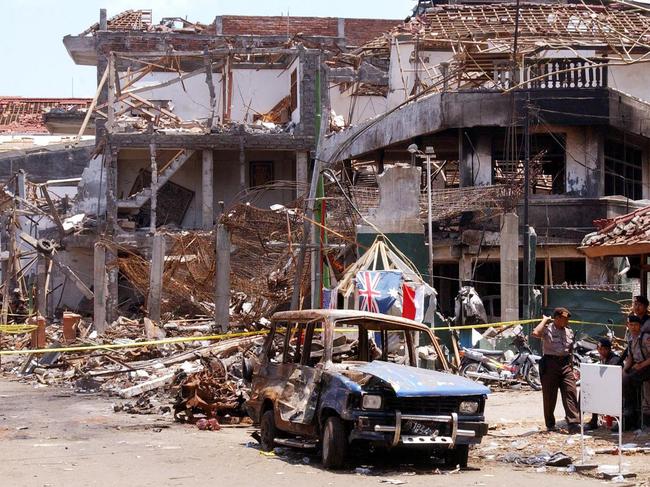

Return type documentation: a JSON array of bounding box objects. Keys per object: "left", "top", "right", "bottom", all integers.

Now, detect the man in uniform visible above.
[
  {"left": 532, "top": 307, "right": 580, "bottom": 433},
  {"left": 632, "top": 295, "right": 650, "bottom": 333},
  {"left": 623, "top": 314, "right": 650, "bottom": 429}
]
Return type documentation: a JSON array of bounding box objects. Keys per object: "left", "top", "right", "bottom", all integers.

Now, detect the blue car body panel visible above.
[{"left": 354, "top": 361, "right": 490, "bottom": 397}]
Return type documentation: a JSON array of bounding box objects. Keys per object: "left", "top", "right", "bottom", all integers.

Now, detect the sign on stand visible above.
[{"left": 579, "top": 363, "right": 623, "bottom": 472}]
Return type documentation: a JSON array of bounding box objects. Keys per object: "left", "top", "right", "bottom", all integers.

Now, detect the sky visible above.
[{"left": 1, "top": 0, "right": 413, "bottom": 98}]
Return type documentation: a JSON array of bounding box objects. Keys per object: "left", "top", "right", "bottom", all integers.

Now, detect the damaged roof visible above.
[
  {"left": 80, "top": 9, "right": 153, "bottom": 36},
  {"left": 0, "top": 97, "right": 91, "bottom": 134},
  {"left": 410, "top": 3, "right": 650, "bottom": 45},
  {"left": 580, "top": 205, "right": 650, "bottom": 257}
]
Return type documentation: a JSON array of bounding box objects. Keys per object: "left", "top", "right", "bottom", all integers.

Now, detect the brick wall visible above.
[
  {"left": 220, "top": 16, "right": 402, "bottom": 47},
  {"left": 343, "top": 19, "right": 402, "bottom": 47},
  {"left": 222, "top": 16, "right": 339, "bottom": 38}
]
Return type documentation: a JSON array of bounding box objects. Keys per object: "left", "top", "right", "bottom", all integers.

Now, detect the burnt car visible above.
[{"left": 246, "top": 310, "right": 490, "bottom": 469}]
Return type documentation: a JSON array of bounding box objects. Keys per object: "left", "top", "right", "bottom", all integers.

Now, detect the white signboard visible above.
[{"left": 580, "top": 363, "right": 622, "bottom": 417}]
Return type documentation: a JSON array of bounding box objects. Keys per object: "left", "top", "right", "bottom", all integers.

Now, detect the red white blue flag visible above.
[{"left": 355, "top": 270, "right": 402, "bottom": 314}]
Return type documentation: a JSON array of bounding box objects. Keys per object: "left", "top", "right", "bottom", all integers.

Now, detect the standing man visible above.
[
  {"left": 623, "top": 314, "right": 650, "bottom": 429},
  {"left": 632, "top": 295, "right": 650, "bottom": 333},
  {"left": 532, "top": 307, "right": 581, "bottom": 433}
]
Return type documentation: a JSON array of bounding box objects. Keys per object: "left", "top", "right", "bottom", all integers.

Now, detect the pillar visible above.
[
  {"left": 586, "top": 256, "right": 619, "bottom": 285},
  {"left": 202, "top": 150, "right": 214, "bottom": 229},
  {"left": 62, "top": 312, "right": 81, "bottom": 343},
  {"left": 93, "top": 243, "right": 107, "bottom": 333},
  {"left": 215, "top": 224, "right": 231, "bottom": 333},
  {"left": 500, "top": 212, "right": 519, "bottom": 322},
  {"left": 29, "top": 316, "right": 46, "bottom": 349},
  {"left": 239, "top": 137, "right": 246, "bottom": 191},
  {"left": 458, "top": 253, "right": 474, "bottom": 283},
  {"left": 296, "top": 151, "right": 309, "bottom": 198},
  {"left": 147, "top": 233, "right": 165, "bottom": 322},
  {"left": 99, "top": 8, "right": 107, "bottom": 30},
  {"left": 36, "top": 256, "right": 48, "bottom": 319}
]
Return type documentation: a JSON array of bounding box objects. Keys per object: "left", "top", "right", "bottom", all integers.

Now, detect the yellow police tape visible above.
[
  {"left": 0, "top": 317, "right": 625, "bottom": 357},
  {"left": 0, "top": 329, "right": 268, "bottom": 356},
  {"left": 431, "top": 318, "right": 625, "bottom": 332},
  {"left": 0, "top": 324, "right": 39, "bottom": 335}
]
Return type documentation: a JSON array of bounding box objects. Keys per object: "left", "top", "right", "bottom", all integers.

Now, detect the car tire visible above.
[
  {"left": 321, "top": 416, "right": 347, "bottom": 470},
  {"left": 260, "top": 409, "right": 277, "bottom": 452},
  {"left": 445, "top": 444, "right": 469, "bottom": 469}
]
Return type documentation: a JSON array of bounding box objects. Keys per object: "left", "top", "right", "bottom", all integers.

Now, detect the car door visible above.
[
  {"left": 276, "top": 321, "right": 323, "bottom": 433},
  {"left": 248, "top": 321, "right": 292, "bottom": 422}
]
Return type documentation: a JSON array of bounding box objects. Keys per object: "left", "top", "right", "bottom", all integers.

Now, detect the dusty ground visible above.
[{"left": 0, "top": 379, "right": 648, "bottom": 486}]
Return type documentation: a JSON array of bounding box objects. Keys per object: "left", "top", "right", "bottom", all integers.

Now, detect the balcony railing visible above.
[{"left": 523, "top": 58, "right": 608, "bottom": 89}]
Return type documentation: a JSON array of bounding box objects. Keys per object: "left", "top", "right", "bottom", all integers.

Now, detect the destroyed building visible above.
[
  {"left": 318, "top": 0, "right": 650, "bottom": 321},
  {"left": 45, "top": 9, "right": 401, "bottom": 327}
]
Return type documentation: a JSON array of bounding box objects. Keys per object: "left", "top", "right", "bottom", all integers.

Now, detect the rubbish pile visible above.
[{"left": 0, "top": 316, "right": 268, "bottom": 425}]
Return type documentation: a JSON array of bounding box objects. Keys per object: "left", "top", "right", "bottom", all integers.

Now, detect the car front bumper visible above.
[{"left": 349, "top": 411, "right": 488, "bottom": 448}]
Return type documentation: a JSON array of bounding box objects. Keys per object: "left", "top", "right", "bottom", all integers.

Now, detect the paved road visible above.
[{"left": 0, "top": 380, "right": 604, "bottom": 487}]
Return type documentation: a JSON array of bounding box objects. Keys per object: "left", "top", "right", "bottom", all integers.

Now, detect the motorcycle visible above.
[{"left": 459, "top": 330, "right": 542, "bottom": 390}]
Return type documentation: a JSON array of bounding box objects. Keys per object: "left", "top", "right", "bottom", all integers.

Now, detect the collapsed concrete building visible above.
[
  {"left": 318, "top": 0, "right": 650, "bottom": 322},
  {"left": 50, "top": 9, "right": 400, "bottom": 328}
]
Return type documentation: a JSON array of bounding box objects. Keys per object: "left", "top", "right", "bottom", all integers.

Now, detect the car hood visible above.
[{"left": 352, "top": 361, "right": 490, "bottom": 397}]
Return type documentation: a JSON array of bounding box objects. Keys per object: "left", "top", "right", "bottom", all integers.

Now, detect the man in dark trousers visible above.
[
  {"left": 623, "top": 314, "right": 650, "bottom": 429},
  {"left": 532, "top": 307, "right": 581, "bottom": 433}
]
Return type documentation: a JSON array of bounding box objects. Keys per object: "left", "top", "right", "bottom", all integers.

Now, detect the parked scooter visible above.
[{"left": 459, "top": 329, "right": 542, "bottom": 390}]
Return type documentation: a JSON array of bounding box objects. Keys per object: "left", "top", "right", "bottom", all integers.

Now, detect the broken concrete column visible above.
[
  {"left": 29, "top": 315, "right": 46, "bottom": 349},
  {"left": 586, "top": 256, "right": 619, "bottom": 285},
  {"left": 296, "top": 151, "right": 309, "bottom": 198},
  {"left": 459, "top": 253, "right": 474, "bottom": 282},
  {"left": 358, "top": 165, "right": 422, "bottom": 234},
  {"left": 93, "top": 243, "right": 107, "bottom": 333},
  {"left": 147, "top": 233, "right": 165, "bottom": 323},
  {"left": 36, "top": 256, "right": 48, "bottom": 319},
  {"left": 215, "top": 224, "right": 231, "bottom": 333},
  {"left": 62, "top": 312, "right": 81, "bottom": 343},
  {"left": 202, "top": 150, "right": 214, "bottom": 229},
  {"left": 500, "top": 212, "right": 519, "bottom": 322}
]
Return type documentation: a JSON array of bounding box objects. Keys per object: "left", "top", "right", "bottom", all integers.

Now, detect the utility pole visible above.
[
  {"left": 425, "top": 147, "right": 435, "bottom": 287},
  {"left": 522, "top": 93, "right": 531, "bottom": 319}
]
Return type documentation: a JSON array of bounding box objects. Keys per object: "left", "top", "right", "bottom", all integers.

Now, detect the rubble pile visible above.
[{"left": 0, "top": 317, "right": 268, "bottom": 423}]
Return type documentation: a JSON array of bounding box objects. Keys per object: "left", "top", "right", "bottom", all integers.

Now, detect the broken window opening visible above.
[
  {"left": 492, "top": 133, "right": 566, "bottom": 194},
  {"left": 604, "top": 139, "right": 643, "bottom": 200},
  {"left": 249, "top": 161, "right": 275, "bottom": 188},
  {"left": 126, "top": 169, "right": 194, "bottom": 228}
]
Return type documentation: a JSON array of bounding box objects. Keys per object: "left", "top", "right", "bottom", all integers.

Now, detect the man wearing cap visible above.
[
  {"left": 532, "top": 307, "right": 581, "bottom": 433},
  {"left": 632, "top": 295, "right": 650, "bottom": 333},
  {"left": 623, "top": 314, "right": 650, "bottom": 429},
  {"left": 585, "top": 338, "right": 622, "bottom": 430}
]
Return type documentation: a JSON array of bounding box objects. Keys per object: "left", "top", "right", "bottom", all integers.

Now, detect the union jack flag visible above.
[{"left": 355, "top": 270, "right": 402, "bottom": 314}]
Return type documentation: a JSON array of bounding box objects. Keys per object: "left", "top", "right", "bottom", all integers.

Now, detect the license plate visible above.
[{"left": 404, "top": 420, "right": 438, "bottom": 437}]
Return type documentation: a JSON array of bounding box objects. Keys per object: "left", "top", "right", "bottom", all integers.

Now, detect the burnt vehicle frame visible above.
[{"left": 247, "top": 309, "right": 489, "bottom": 469}]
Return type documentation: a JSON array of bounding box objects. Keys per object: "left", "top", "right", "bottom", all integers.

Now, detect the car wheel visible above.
[
  {"left": 260, "top": 409, "right": 277, "bottom": 452},
  {"left": 445, "top": 444, "right": 469, "bottom": 469},
  {"left": 321, "top": 416, "right": 347, "bottom": 470}
]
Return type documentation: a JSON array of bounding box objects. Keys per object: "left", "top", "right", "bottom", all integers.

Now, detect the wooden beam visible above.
[
  {"left": 40, "top": 186, "right": 66, "bottom": 240},
  {"left": 76, "top": 64, "right": 108, "bottom": 143}
]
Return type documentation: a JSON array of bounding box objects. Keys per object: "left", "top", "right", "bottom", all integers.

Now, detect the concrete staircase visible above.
[{"left": 117, "top": 150, "right": 195, "bottom": 209}]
